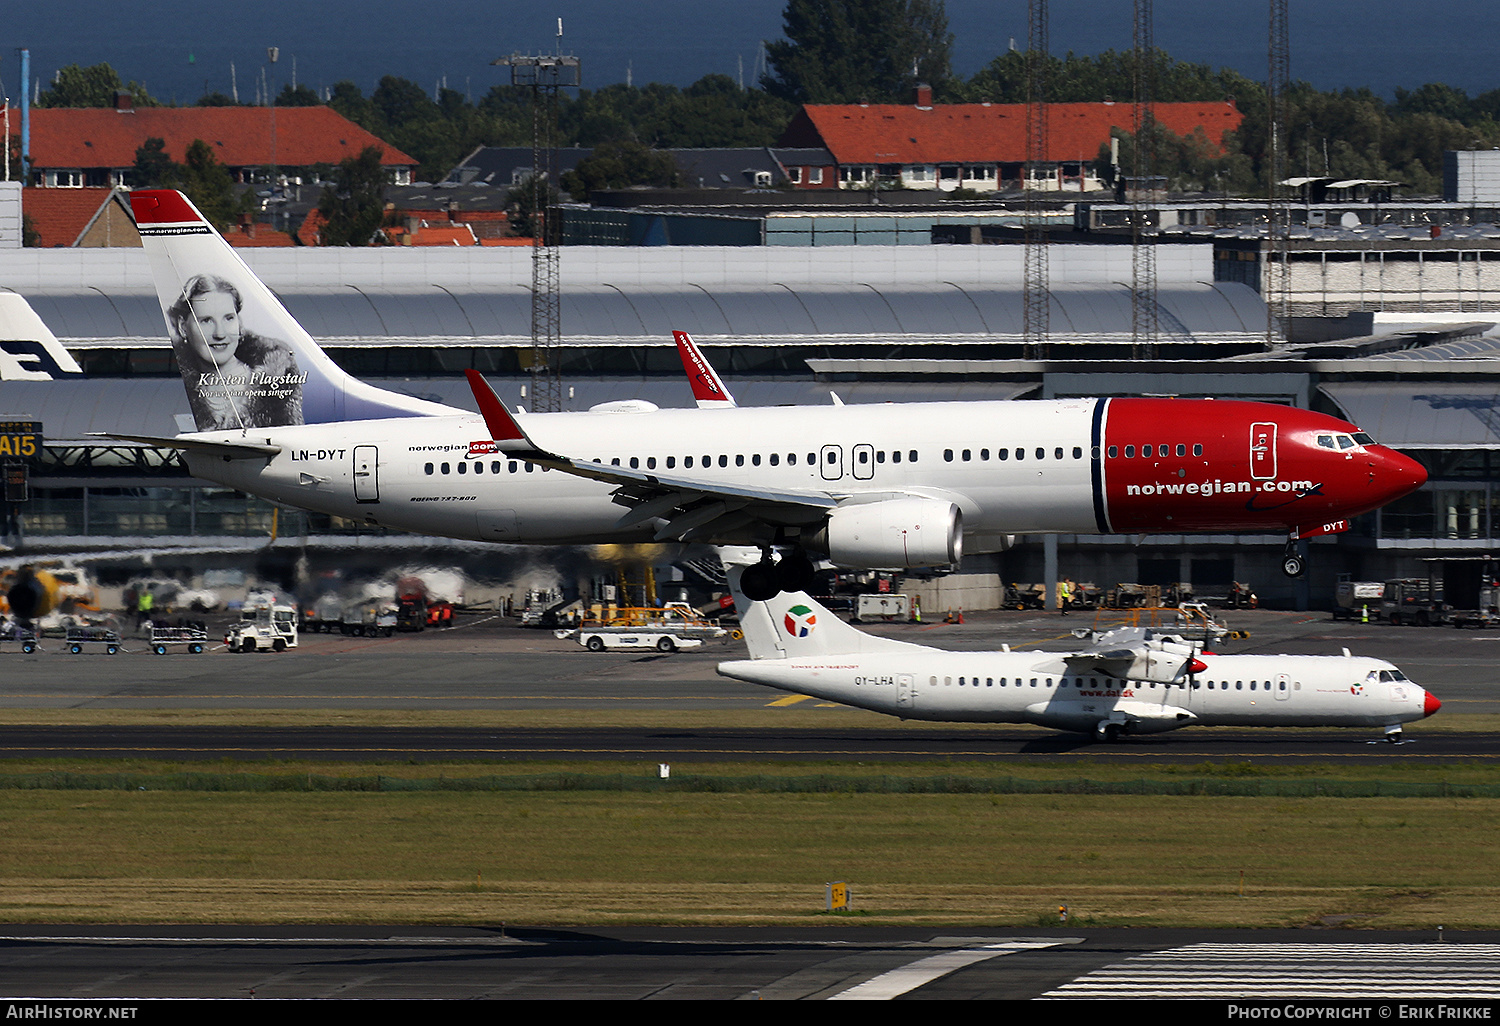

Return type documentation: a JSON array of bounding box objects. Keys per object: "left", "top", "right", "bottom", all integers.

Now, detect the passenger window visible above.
[
  {"left": 909, "top": 450, "right": 918, "bottom": 462},
  {"left": 1074, "top": 447, "right": 1083, "bottom": 459},
  {"left": 735, "top": 455, "right": 744, "bottom": 467},
  {"left": 719, "top": 455, "right": 728, "bottom": 468},
  {"left": 685, "top": 456, "right": 694, "bottom": 468},
  {"left": 424, "top": 463, "right": 434, "bottom": 475},
  {"left": 944, "top": 449, "right": 954, "bottom": 462},
  {"left": 666, "top": 457, "right": 675, "bottom": 469},
  {"left": 1193, "top": 444, "right": 1203, "bottom": 456},
  {"left": 1124, "top": 445, "right": 1134, "bottom": 458},
  {"left": 474, "top": 462, "right": 483, "bottom": 474},
  {"left": 874, "top": 451, "right": 884, "bottom": 464},
  {"left": 441, "top": 462, "right": 450, "bottom": 474},
  {"left": 1143, "top": 445, "right": 1153, "bottom": 457},
  {"left": 752, "top": 454, "right": 761, "bottom": 466},
  {"left": 980, "top": 448, "right": 989, "bottom": 460},
  {"left": 1107, "top": 446, "right": 1118, "bottom": 458},
  {"left": 770, "top": 453, "right": 779, "bottom": 466},
  {"left": 491, "top": 461, "right": 501, "bottom": 474},
  {"left": 998, "top": 449, "right": 1008, "bottom": 461},
  {"left": 630, "top": 457, "right": 639, "bottom": 469},
  {"left": 891, "top": 451, "right": 901, "bottom": 463},
  {"left": 1035, "top": 448, "right": 1044, "bottom": 460},
  {"left": 1015, "top": 448, "right": 1025, "bottom": 461},
  {"left": 962, "top": 449, "right": 971, "bottom": 461},
  {"left": 508, "top": 461, "right": 518, "bottom": 473},
  {"left": 647, "top": 457, "right": 656, "bottom": 470},
  {"left": 1176, "top": 444, "right": 1186, "bottom": 457},
  {"left": 457, "top": 462, "right": 467, "bottom": 474}
]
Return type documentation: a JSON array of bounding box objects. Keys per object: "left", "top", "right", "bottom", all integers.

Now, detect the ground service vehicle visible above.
[{"left": 226, "top": 603, "right": 299, "bottom": 652}]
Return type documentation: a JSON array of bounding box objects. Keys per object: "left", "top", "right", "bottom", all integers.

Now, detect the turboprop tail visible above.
[
  {"left": 726, "top": 564, "right": 921, "bottom": 661},
  {"left": 128, "top": 189, "right": 460, "bottom": 432}
]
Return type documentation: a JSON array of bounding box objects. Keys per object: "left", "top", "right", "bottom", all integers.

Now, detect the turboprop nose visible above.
[{"left": 1423, "top": 690, "right": 1442, "bottom": 718}]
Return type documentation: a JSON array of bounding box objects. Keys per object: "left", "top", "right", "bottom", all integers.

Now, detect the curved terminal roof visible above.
[{"left": 15, "top": 281, "right": 1265, "bottom": 348}]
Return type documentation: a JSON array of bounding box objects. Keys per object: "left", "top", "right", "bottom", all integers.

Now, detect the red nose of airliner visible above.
[
  {"left": 1188, "top": 657, "right": 1208, "bottom": 674},
  {"left": 1375, "top": 448, "right": 1428, "bottom": 503},
  {"left": 1423, "top": 691, "right": 1442, "bottom": 718}
]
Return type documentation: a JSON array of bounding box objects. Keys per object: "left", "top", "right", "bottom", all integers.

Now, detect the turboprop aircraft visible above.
[
  {"left": 119, "top": 189, "right": 1427, "bottom": 598},
  {"left": 717, "top": 568, "right": 1441, "bottom": 743}
]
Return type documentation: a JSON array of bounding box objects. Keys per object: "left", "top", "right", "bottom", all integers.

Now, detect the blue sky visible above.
[{"left": 8, "top": 1, "right": 1498, "bottom": 104}]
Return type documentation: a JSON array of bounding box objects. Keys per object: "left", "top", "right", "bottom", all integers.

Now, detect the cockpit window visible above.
[
  {"left": 1317, "top": 434, "right": 1336, "bottom": 449},
  {"left": 1337, "top": 435, "right": 1355, "bottom": 450},
  {"left": 1352, "top": 432, "right": 1374, "bottom": 445}
]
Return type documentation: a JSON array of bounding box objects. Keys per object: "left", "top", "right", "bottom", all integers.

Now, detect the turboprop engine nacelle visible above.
[
  {"left": 1097, "top": 637, "right": 1203, "bottom": 684},
  {"left": 811, "top": 497, "right": 963, "bottom": 570}
]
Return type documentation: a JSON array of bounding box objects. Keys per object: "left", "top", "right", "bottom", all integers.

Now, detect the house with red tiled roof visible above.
[
  {"left": 778, "top": 94, "right": 1242, "bottom": 192},
  {"left": 19, "top": 101, "right": 416, "bottom": 189},
  {"left": 22, "top": 186, "right": 139, "bottom": 247}
]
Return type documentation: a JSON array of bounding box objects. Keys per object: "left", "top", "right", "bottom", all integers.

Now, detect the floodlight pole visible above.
[{"left": 491, "top": 51, "right": 580, "bottom": 413}]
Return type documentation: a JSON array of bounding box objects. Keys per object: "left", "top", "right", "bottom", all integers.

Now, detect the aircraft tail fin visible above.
[
  {"left": 727, "top": 565, "right": 918, "bottom": 661},
  {"left": 673, "top": 330, "right": 736, "bottom": 409},
  {"left": 0, "top": 294, "right": 83, "bottom": 380},
  {"left": 129, "top": 190, "right": 459, "bottom": 431}
]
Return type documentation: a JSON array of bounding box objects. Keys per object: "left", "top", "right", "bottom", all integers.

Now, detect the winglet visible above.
[
  {"left": 672, "top": 330, "right": 736, "bottom": 409},
  {"left": 465, "top": 369, "right": 527, "bottom": 443}
]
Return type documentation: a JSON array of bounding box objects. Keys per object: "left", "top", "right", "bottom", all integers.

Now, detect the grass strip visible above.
[
  {"left": 4, "top": 770, "right": 1500, "bottom": 798},
  {"left": 1, "top": 789, "right": 1496, "bottom": 928}
]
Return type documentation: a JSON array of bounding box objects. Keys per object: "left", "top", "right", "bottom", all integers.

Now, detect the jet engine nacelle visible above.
[{"left": 812, "top": 498, "right": 963, "bottom": 570}]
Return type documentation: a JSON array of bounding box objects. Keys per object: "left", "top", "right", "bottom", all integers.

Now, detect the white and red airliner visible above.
[
  {"left": 116, "top": 190, "right": 1427, "bottom": 598},
  {"left": 719, "top": 568, "right": 1442, "bottom": 743}
]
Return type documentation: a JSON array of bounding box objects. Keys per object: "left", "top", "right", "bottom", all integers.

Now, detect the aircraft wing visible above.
[
  {"left": 1064, "top": 628, "right": 1207, "bottom": 685},
  {"left": 465, "top": 370, "right": 836, "bottom": 540},
  {"left": 93, "top": 432, "right": 282, "bottom": 460}
]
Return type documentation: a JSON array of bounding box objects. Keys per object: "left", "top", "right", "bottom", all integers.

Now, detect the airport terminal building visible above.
[{"left": 1, "top": 240, "right": 1496, "bottom": 607}]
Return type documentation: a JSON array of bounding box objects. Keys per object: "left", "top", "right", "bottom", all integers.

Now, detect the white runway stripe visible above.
[
  {"left": 1045, "top": 943, "right": 1500, "bottom": 999},
  {"left": 830, "top": 940, "right": 1064, "bottom": 1000}
]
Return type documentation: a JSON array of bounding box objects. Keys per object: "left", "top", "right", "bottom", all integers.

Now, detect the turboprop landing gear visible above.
[{"left": 1094, "top": 721, "right": 1123, "bottom": 743}]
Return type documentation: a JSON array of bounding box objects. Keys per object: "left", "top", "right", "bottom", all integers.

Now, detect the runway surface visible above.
[
  {"left": 0, "top": 607, "right": 1492, "bottom": 761},
  {"left": 3, "top": 926, "right": 1498, "bottom": 1001},
  {"left": 0, "top": 722, "right": 1489, "bottom": 762},
  {"left": 3, "top": 607, "right": 1496, "bottom": 1003}
]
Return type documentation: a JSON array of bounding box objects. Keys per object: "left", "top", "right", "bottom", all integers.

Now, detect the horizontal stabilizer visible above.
[{"left": 94, "top": 432, "right": 281, "bottom": 460}]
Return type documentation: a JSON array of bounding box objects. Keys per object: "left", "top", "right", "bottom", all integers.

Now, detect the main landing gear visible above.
[{"left": 738, "top": 550, "right": 816, "bottom": 601}]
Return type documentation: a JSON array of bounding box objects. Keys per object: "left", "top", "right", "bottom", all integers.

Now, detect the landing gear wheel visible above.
[
  {"left": 1096, "top": 723, "right": 1122, "bottom": 744},
  {"left": 739, "top": 561, "right": 781, "bottom": 602},
  {"left": 1281, "top": 553, "right": 1306, "bottom": 578},
  {"left": 775, "top": 552, "right": 817, "bottom": 594},
  {"left": 1385, "top": 730, "right": 1404, "bottom": 744}
]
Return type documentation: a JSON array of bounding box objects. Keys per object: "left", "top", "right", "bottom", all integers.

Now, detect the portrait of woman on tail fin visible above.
[{"left": 168, "top": 274, "right": 305, "bottom": 430}]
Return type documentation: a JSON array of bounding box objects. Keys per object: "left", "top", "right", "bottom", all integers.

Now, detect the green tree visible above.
[
  {"left": 37, "top": 63, "right": 155, "bottom": 108},
  {"left": 560, "top": 140, "right": 681, "bottom": 201},
  {"left": 317, "top": 146, "right": 389, "bottom": 246},
  {"left": 132, "top": 137, "right": 181, "bottom": 189},
  {"left": 763, "top": 0, "right": 953, "bottom": 104},
  {"left": 177, "top": 139, "right": 246, "bottom": 229},
  {"left": 275, "top": 83, "right": 323, "bottom": 107},
  {"left": 505, "top": 173, "right": 561, "bottom": 239}
]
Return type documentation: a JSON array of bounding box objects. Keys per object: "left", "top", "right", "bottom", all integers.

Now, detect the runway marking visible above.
[
  {"left": 1043, "top": 943, "right": 1500, "bottom": 999},
  {"left": 829, "top": 939, "right": 1070, "bottom": 999}
]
